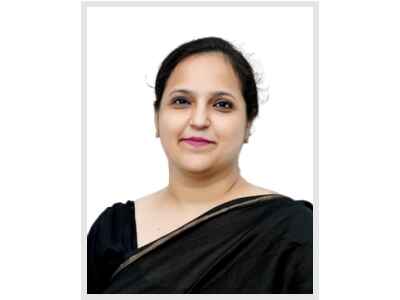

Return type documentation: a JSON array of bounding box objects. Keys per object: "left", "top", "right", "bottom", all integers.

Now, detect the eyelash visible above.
[{"left": 171, "top": 97, "right": 234, "bottom": 110}]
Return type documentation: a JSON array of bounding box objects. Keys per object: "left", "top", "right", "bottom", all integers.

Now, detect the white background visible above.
[
  {"left": 86, "top": 6, "right": 314, "bottom": 228},
  {"left": 1, "top": 0, "right": 400, "bottom": 300}
]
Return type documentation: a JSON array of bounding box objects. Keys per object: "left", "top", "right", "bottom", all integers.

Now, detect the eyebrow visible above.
[{"left": 168, "top": 89, "right": 237, "bottom": 100}]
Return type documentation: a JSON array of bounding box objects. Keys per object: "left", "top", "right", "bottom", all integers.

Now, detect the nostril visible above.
[{"left": 189, "top": 117, "right": 211, "bottom": 127}]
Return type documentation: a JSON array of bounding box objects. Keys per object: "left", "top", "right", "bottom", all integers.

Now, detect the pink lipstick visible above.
[{"left": 181, "top": 136, "right": 215, "bottom": 148}]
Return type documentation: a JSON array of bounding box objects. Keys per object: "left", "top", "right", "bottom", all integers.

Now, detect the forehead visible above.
[{"left": 164, "top": 52, "right": 242, "bottom": 95}]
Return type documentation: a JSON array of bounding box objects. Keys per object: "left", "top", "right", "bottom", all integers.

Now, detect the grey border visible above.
[
  {"left": 81, "top": 1, "right": 87, "bottom": 298},
  {"left": 84, "top": 1, "right": 316, "bottom": 6},
  {"left": 313, "top": 3, "right": 319, "bottom": 299},
  {"left": 82, "top": 1, "right": 318, "bottom": 299}
]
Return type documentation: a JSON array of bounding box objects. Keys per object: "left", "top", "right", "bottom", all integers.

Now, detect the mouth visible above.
[{"left": 180, "top": 137, "right": 216, "bottom": 148}]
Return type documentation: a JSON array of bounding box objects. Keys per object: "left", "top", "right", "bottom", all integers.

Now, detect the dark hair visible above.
[{"left": 154, "top": 37, "right": 259, "bottom": 123}]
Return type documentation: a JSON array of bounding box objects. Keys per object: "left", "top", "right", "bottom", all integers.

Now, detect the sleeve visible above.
[
  {"left": 282, "top": 201, "right": 313, "bottom": 293},
  {"left": 87, "top": 202, "right": 133, "bottom": 294},
  {"left": 87, "top": 207, "right": 112, "bottom": 294},
  {"left": 285, "top": 242, "right": 313, "bottom": 293}
]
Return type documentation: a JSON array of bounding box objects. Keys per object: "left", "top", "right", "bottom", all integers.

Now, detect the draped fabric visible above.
[{"left": 87, "top": 194, "right": 313, "bottom": 294}]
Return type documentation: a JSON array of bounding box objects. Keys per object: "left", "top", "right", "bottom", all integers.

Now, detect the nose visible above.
[{"left": 189, "top": 104, "right": 210, "bottom": 129}]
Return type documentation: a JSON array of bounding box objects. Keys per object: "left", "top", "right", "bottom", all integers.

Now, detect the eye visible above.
[
  {"left": 214, "top": 100, "right": 234, "bottom": 110},
  {"left": 171, "top": 97, "right": 190, "bottom": 107}
]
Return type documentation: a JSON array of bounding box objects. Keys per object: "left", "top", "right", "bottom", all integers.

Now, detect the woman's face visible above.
[{"left": 156, "top": 52, "right": 250, "bottom": 174}]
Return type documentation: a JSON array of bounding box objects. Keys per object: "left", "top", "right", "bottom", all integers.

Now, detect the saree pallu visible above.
[{"left": 88, "top": 194, "right": 313, "bottom": 294}]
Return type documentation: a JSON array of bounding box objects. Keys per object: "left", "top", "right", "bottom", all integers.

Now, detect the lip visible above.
[
  {"left": 180, "top": 136, "right": 215, "bottom": 148},
  {"left": 182, "top": 136, "right": 215, "bottom": 143}
]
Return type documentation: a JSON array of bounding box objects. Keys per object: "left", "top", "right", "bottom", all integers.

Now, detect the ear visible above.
[
  {"left": 246, "top": 121, "right": 253, "bottom": 135},
  {"left": 244, "top": 121, "right": 252, "bottom": 143},
  {"left": 154, "top": 111, "right": 160, "bottom": 138}
]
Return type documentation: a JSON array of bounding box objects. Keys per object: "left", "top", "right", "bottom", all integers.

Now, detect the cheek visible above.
[
  {"left": 159, "top": 112, "right": 182, "bottom": 135},
  {"left": 215, "top": 116, "right": 246, "bottom": 142},
  {"left": 158, "top": 112, "right": 187, "bottom": 151}
]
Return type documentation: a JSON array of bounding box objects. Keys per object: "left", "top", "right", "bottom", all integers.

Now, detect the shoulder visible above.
[
  {"left": 281, "top": 199, "right": 313, "bottom": 242},
  {"left": 89, "top": 201, "right": 134, "bottom": 235},
  {"left": 282, "top": 198, "right": 313, "bottom": 244},
  {"left": 257, "top": 196, "right": 313, "bottom": 245},
  {"left": 88, "top": 189, "right": 165, "bottom": 243},
  {"left": 87, "top": 200, "right": 135, "bottom": 255},
  {"left": 87, "top": 200, "right": 135, "bottom": 293}
]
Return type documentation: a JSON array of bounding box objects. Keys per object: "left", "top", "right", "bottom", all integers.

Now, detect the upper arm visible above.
[
  {"left": 87, "top": 208, "right": 111, "bottom": 293},
  {"left": 286, "top": 242, "right": 313, "bottom": 293},
  {"left": 283, "top": 202, "right": 313, "bottom": 293},
  {"left": 87, "top": 202, "right": 134, "bottom": 293}
]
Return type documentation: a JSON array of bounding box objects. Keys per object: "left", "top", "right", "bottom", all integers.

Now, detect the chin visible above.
[
  {"left": 182, "top": 164, "right": 213, "bottom": 174},
  {"left": 178, "top": 159, "right": 216, "bottom": 174}
]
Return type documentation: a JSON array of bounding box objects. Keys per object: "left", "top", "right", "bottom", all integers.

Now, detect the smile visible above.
[{"left": 182, "top": 139, "right": 213, "bottom": 148}]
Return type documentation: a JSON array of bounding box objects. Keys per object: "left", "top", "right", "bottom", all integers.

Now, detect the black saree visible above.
[{"left": 87, "top": 194, "right": 313, "bottom": 294}]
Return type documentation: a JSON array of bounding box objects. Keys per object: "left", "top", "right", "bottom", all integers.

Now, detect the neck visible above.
[{"left": 164, "top": 162, "right": 247, "bottom": 212}]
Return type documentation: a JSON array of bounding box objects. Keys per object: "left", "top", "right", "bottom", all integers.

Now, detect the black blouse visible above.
[
  {"left": 87, "top": 201, "right": 137, "bottom": 293},
  {"left": 87, "top": 194, "right": 313, "bottom": 294}
]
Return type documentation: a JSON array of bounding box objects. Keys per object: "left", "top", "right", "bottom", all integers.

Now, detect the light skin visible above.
[{"left": 135, "top": 52, "right": 275, "bottom": 246}]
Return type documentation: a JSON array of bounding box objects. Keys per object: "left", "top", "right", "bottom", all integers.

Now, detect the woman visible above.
[{"left": 87, "top": 36, "right": 313, "bottom": 294}]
